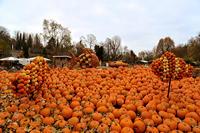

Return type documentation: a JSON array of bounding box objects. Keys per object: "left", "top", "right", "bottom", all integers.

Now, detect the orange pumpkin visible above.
[{"left": 133, "top": 120, "right": 145, "bottom": 133}]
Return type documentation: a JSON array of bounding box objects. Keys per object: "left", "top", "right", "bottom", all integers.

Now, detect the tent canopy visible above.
[
  {"left": 28, "top": 57, "right": 50, "bottom": 61},
  {"left": 0, "top": 57, "right": 19, "bottom": 61},
  {"left": 18, "top": 57, "right": 50, "bottom": 65},
  {"left": 18, "top": 58, "right": 30, "bottom": 65}
]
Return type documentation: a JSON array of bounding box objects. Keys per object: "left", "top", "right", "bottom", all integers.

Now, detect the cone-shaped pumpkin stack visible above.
[{"left": 15, "top": 56, "right": 50, "bottom": 96}]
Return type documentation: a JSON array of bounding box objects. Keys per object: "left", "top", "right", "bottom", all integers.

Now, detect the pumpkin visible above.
[
  {"left": 0, "top": 63, "right": 200, "bottom": 132},
  {"left": 177, "top": 122, "right": 191, "bottom": 132},
  {"left": 121, "top": 127, "right": 134, "bottom": 133},
  {"left": 133, "top": 120, "right": 145, "bottom": 133}
]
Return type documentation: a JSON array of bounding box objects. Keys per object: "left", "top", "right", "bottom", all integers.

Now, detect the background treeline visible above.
[
  {"left": 0, "top": 19, "right": 200, "bottom": 65},
  {"left": 138, "top": 36, "right": 200, "bottom": 65}
]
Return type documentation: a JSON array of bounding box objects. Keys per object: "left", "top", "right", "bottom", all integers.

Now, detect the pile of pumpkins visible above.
[
  {"left": 15, "top": 57, "right": 50, "bottom": 96},
  {"left": 109, "top": 61, "right": 129, "bottom": 67}
]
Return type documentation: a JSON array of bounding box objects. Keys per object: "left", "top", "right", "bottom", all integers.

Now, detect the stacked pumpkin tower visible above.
[{"left": 15, "top": 56, "right": 50, "bottom": 96}]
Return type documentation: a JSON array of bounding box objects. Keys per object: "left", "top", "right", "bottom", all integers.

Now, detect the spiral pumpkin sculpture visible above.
[
  {"left": 151, "top": 52, "right": 194, "bottom": 97},
  {"left": 71, "top": 47, "right": 99, "bottom": 69}
]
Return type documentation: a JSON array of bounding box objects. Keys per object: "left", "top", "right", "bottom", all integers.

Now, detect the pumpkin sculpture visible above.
[
  {"left": 14, "top": 56, "right": 50, "bottom": 97},
  {"left": 71, "top": 46, "right": 99, "bottom": 68},
  {"left": 151, "top": 52, "right": 194, "bottom": 97}
]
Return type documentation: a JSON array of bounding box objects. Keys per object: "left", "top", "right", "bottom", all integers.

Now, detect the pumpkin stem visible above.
[{"left": 167, "top": 77, "right": 172, "bottom": 98}]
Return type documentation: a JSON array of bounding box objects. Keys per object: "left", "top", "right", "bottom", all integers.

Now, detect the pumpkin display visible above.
[
  {"left": 14, "top": 56, "right": 50, "bottom": 97},
  {"left": 151, "top": 52, "right": 194, "bottom": 97},
  {"left": 0, "top": 65, "right": 199, "bottom": 132},
  {"left": 151, "top": 52, "right": 194, "bottom": 81},
  {"left": 71, "top": 46, "right": 99, "bottom": 68}
]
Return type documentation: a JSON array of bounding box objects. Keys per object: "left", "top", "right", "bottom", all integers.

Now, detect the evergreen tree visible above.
[
  {"left": 20, "top": 32, "right": 32, "bottom": 58},
  {"left": 46, "top": 37, "right": 56, "bottom": 55},
  {"left": 27, "top": 34, "right": 33, "bottom": 48},
  {"left": 15, "top": 32, "right": 23, "bottom": 50},
  {"left": 22, "top": 33, "right": 28, "bottom": 57},
  {"left": 94, "top": 45, "right": 104, "bottom": 61}
]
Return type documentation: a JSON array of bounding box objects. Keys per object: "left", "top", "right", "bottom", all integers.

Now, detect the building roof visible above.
[{"left": 52, "top": 55, "right": 72, "bottom": 58}]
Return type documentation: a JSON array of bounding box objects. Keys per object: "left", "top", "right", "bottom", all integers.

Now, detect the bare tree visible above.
[
  {"left": 144, "top": 51, "right": 154, "bottom": 61},
  {"left": 0, "top": 26, "right": 10, "bottom": 39},
  {"left": 102, "top": 36, "right": 122, "bottom": 61},
  {"left": 156, "top": 37, "right": 175, "bottom": 57},
  {"left": 79, "top": 36, "right": 87, "bottom": 47},
  {"left": 123, "top": 46, "right": 129, "bottom": 54},
  {"left": 138, "top": 51, "right": 145, "bottom": 60},
  {"left": 42, "top": 19, "right": 71, "bottom": 49},
  {"left": 138, "top": 50, "right": 155, "bottom": 61},
  {"left": 103, "top": 38, "right": 112, "bottom": 61},
  {"left": 110, "top": 36, "right": 121, "bottom": 60},
  {"left": 80, "top": 34, "right": 97, "bottom": 49},
  {"left": 172, "top": 44, "right": 188, "bottom": 58},
  {"left": 187, "top": 34, "right": 200, "bottom": 61}
]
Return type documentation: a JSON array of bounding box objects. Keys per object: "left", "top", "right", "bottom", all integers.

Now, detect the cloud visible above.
[{"left": 0, "top": 0, "right": 200, "bottom": 54}]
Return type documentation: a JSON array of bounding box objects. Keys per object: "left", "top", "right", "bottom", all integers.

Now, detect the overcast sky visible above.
[{"left": 0, "top": 0, "right": 200, "bottom": 54}]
